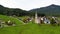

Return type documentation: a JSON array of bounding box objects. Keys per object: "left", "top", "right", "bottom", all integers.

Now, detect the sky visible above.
[{"left": 0, "top": 0, "right": 60, "bottom": 10}]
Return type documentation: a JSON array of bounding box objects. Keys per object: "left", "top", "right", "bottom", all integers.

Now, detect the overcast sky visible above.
[{"left": 0, "top": 0, "right": 60, "bottom": 10}]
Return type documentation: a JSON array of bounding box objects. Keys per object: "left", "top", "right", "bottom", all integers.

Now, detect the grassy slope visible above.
[
  {"left": 0, "top": 15, "right": 60, "bottom": 34},
  {"left": 0, "top": 15, "right": 23, "bottom": 25},
  {"left": 0, "top": 15, "right": 23, "bottom": 34},
  {"left": 20, "top": 24, "right": 60, "bottom": 34}
]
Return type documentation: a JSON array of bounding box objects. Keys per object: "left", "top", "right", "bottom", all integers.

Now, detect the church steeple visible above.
[{"left": 35, "top": 11, "right": 39, "bottom": 24}]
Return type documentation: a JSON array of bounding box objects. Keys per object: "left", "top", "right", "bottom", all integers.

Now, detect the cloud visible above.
[
  {"left": 0, "top": 0, "right": 18, "bottom": 8},
  {"left": 0, "top": 0, "right": 60, "bottom": 10}
]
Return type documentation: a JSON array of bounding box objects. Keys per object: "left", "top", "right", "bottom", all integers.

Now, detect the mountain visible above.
[
  {"left": 0, "top": 5, "right": 30, "bottom": 16},
  {"left": 29, "top": 4, "right": 60, "bottom": 16},
  {"left": 0, "top": 4, "right": 60, "bottom": 16}
]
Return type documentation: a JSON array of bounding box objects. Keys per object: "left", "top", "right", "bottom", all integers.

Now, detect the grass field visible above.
[{"left": 0, "top": 15, "right": 60, "bottom": 34}]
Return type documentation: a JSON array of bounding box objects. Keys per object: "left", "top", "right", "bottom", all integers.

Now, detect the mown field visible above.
[{"left": 0, "top": 15, "right": 60, "bottom": 34}]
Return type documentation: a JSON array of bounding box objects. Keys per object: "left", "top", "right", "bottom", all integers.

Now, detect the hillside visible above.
[
  {"left": 0, "top": 4, "right": 60, "bottom": 16},
  {"left": 0, "top": 15, "right": 23, "bottom": 25},
  {"left": 29, "top": 4, "right": 60, "bottom": 16},
  {"left": 0, "top": 6, "right": 60, "bottom": 34},
  {"left": 0, "top": 21, "right": 60, "bottom": 34},
  {"left": 0, "top": 5, "right": 30, "bottom": 16}
]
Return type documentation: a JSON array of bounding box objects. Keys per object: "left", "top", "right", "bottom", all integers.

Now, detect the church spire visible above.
[{"left": 35, "top": 11, "right": 39, "bottom": 24}]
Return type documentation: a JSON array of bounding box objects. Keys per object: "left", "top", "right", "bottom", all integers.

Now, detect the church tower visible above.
[{"left": 35, "top": 11, "right": 40, "bottom": 24}]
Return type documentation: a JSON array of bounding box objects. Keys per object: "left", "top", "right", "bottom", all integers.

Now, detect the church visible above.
[{"left": 35, "top": 12, "right": 53, "bottom": 24}]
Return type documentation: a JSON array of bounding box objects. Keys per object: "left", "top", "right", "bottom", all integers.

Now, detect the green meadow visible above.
[{"left": 0, "top": 15, "right": 60, "bottom": 34}]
